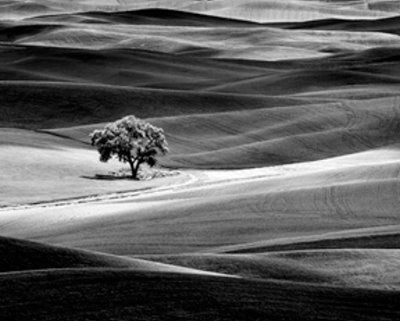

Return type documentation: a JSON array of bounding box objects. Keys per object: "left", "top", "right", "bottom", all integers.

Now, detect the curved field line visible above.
[{"left": 0, "top": 172, "right": 199, "bottom": 212}]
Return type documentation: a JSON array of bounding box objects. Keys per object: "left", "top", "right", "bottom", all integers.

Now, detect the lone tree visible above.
[{"left": 90, "top": 115, "right": 169, "bottom": 179}]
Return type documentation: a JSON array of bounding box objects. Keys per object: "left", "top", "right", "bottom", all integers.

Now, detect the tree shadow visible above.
[
  {"left": 81, "top": 174, "right": 136, "bottom": 181},
  {"left": 81, "top": 169, "right": 180, "bottom": 181}
]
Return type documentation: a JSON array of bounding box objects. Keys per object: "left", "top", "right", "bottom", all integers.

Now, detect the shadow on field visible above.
[{"left": 81, "top": 174, "right": 136, "bottom": 180}]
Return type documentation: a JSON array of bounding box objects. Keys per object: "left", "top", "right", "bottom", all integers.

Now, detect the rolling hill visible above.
[
  {"left": 145, "top": 249, "right": 400, "bottom": 290},
  {"left": 0, "top": 144, "right": 398, "bottom": 255},
  {"left": 47, "top": 95, "right": 400, "bottom": 169},
  {"left": 1, "top": 1, "right": 400, "bottom": 320},
  {"left": 1, "top": 268, "right": 399, "bottom": 321}
]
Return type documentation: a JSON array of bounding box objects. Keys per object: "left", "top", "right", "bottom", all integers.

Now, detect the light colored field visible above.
[
  {"left": 203, "top": 0, "right": 394, "bottom": 22},
  {"left": 13, "top": 19, "right": 400, "bottom": 60},
  {"left": 0, "top": 128, "right": 187, "bottom": 206},
  {"left": 0, "top": 145, "right": 398, "bottom": 255},
  {"left": 3, "top": 0, "right": 397, "bottom": 21}
]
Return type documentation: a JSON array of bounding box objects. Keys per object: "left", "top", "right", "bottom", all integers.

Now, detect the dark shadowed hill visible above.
[
  {"left": 49, "top": 96, "right": 400, "bottom": 169},
  {"left": 0, "top": 269, "right": 399, "bottom": 321},
  {"left": 0, "top": 23, "right": 62, "bottom": 42},
  {"left": 2, "top": 44, "right": 400, "bottom": 95},
  {"left": 0, "top": 236, "right": 150, "bottom": 272},
  {"left": 0, "top": 44, "right": 269, "bottom": 88},
  {"left": 0, "top": 81, "right": 304, "bottom": 128},
  {"left": 0, "top": 235, "right": 225, "bottom": 275},
  {"left": 2, "top": 44, "right": 400, "bottom": 129}
]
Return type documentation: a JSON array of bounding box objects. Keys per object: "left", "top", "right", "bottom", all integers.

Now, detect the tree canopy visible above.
[{"left": 90, "top": 115, "right": 169, "bottom": 179}]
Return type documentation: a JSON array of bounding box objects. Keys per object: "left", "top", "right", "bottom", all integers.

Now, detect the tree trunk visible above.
[{"left": 128, "top": 159, "right": 138, "bottom": 179}]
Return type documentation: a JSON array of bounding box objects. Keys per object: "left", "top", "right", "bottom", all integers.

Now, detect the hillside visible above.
[
  {"left": 0, "top": 236, "right": 225, "bottom": 275},
  {"left": 1, "top": 1, "right": 400, "bottom": 320},
  {"left": 1, "top": 269, "right": 399, "bottom": 321}
]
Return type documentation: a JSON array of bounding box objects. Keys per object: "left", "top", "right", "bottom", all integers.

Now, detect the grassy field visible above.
[
  {"left": 0, "top": 128, "right": 188, "bottom": 206},
  {"left": 1, "top": 1, "right": 400, "bottom": 320}
]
